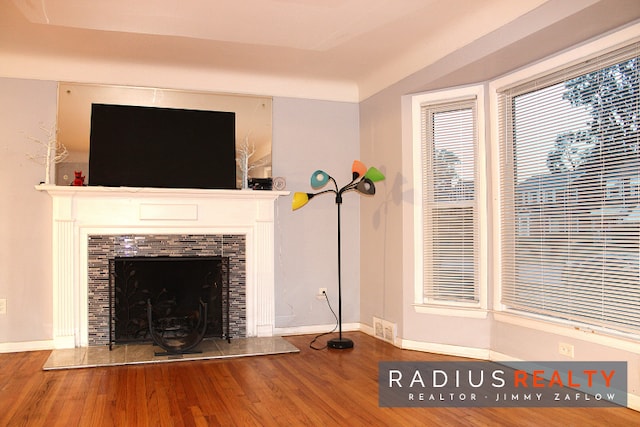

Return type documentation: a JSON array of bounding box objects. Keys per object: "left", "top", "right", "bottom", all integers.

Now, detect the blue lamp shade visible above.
[{"left": 310, "top": 170, "right": 330, "bottom": 189}]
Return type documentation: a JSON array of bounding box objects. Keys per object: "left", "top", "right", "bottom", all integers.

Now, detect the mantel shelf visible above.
[{"left": 36, "top": 184, "right": 289, "bottom": 200}]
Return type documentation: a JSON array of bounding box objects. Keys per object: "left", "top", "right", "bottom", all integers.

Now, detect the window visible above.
[
  {"left": 497, "top": 42, "right": 640, "bottom": 336},
  {"left": 413, "top": 86, "right": 486, "bottom": 312}
]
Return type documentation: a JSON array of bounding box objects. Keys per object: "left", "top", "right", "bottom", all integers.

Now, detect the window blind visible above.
[
  {"left": 422, "top": 99, "right": 479, "bottom": 304},
  {"left": 498, "top": 42, "right": 640, "bottom": 335}
]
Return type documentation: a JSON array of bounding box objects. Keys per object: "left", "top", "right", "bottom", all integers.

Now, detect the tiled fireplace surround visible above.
[
  {"left": 38, "top": 185, "right": 287, "bottom": 349},
  {"left": 87, "top": 233, "right": 245, "bottom": 345}
]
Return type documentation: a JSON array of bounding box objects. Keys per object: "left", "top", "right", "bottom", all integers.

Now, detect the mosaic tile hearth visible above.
[{"left": 87, "top": 234, "right": 246, "bottom": 346}]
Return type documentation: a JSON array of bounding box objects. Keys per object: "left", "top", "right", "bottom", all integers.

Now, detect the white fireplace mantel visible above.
[{"left": 37, "top": 184, "right": 288, "bottom": 348}]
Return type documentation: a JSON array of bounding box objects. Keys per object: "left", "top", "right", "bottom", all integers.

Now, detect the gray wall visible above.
[
  {"left": 0, "top": 78, "right": 56, "bottom": 344},
  {"left": 272, "top": 97, "right": 360, "bottom": 330}
]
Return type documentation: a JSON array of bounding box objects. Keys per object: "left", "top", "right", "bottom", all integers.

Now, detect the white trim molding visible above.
[{"left": 410, "top": 84, "right": 488, "bottom": 314}]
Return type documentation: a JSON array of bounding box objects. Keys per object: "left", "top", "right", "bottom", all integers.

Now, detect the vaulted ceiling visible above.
[{"left": 1, "top": 0, "right": 639, "bottom": 101}]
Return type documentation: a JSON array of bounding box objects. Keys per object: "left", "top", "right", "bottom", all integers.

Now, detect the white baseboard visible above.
[
  {"left": 628, "top": 393, "right": 640, "bottom": 412},
  {"left": 274, "top": 322, "right": 361, "bottom": 336},
  {"left": 360, "top": 323, "right": 374, "bottom": 336},
  {"left": 400, "top": 338, "right": 492, "bottom": 360},
  {"left": 361, "top": 329, "right": 495, "bottom": 363},
  {"left": 0, "top": 339, "right": 54, "bottom": 353}
]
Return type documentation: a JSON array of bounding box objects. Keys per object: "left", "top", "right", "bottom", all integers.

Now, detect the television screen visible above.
[{"left": 89, "top": 103, "right": 236, "bottom": 189}]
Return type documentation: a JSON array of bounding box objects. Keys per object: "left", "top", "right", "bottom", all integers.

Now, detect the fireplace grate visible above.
[{"left": 108, "top": 255, "right": 230, "bottom": 351}]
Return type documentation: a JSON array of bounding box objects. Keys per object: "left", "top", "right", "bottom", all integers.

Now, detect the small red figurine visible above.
[{"left": 72, "top": 171, "right": 85, "bottom": 186}]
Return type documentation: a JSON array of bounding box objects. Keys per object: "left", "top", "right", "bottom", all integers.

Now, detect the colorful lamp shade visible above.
[
  {"left": 356, "top": 178, "right": 376, "bottom": 195},
  {"left": 351, "top": 160, "right": 367, "bottom": 180},
  {"left": 310, "top": 170, "right": 330, "bottom": 189},
  {"left": 292, "top": 161, "right": 385, "bottom": 210},
  {"left": 292, "top": 192, "right": 314, "bottom": 210},
  {"left": 364, "top": 166, "right": 385, "bottom": 182}
]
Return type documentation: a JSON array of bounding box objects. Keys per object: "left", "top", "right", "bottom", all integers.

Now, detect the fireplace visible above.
[
  {"left": 111, "top": 255, "right": 227, "bottom": 346},
  {"left": 38, "top": 185, "right": 288, "bottom": 349},
  {"left": 88, "top": 234, "right": 245, "bottom": 346}
]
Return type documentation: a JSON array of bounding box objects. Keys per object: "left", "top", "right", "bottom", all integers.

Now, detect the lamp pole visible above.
[
  {"left": 327, "top": 192, "right": 353, "bottom": 349},
  {"left": 291, "top": 161, "right": 384, "bottom": 350}
]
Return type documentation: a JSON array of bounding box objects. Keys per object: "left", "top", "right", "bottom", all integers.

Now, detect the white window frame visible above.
[
  {"left": 490, "top": 23, "right": 640, "bottom": 344},
  {"left": 411, "top": 85, "right": 488, "bottom": 318}
]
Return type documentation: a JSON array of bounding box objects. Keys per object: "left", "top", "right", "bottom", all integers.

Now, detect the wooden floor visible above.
[{"left": 1, "top": 332, "right": 639, "bottom": 426}]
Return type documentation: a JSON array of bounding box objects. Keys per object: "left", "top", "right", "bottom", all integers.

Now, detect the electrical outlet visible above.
[
  {"left": 0, "top": 299, "right": 6, "bottom": 315},
  {"left": 559, "top": 342, "right": 574, "bottom": 358},
  {"left": 316, "top": 288, "right": 327, "bottom": 300}
]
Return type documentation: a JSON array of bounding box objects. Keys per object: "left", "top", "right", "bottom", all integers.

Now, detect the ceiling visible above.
[{"left": 2, "top": 0, "right": 640, "bottom": 101}]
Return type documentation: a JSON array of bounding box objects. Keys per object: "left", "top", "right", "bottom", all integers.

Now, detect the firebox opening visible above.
[{"left": 109, "top": 256, "right": 230, "bottom": 348}]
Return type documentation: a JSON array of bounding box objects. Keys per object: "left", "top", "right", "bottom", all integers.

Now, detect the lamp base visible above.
[{"left": 327, "top": 337, "right": 354, "bottom": 349}]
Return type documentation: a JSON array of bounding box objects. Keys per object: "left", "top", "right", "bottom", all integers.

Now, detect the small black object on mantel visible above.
[{"left": 248, "top": 177, "right": 273, "bottom": 190}]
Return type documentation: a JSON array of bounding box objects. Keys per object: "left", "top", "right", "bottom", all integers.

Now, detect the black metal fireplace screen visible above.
[{"left": 109, "top": 256, "right": 230, "bottom": 353}]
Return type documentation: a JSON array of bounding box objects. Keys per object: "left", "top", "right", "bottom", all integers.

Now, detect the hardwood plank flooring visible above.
[{"left": 1, "top": 332, "right": 639, "bottom": 426}]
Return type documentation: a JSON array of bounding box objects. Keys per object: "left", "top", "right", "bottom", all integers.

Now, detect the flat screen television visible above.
[{"left": 88, "top": 103, "right": 236, "bottom": 189}]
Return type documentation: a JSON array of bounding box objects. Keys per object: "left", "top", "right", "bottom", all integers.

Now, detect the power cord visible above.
[{"left": 309, "top": 290, "right": 338, "bottom": 350}]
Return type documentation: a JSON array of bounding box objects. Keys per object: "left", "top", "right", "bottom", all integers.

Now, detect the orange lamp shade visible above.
[{"left": 351, "top": 160, "right": 367, "bottom": 180}]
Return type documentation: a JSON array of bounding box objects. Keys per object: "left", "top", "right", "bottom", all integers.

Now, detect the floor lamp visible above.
[{"left": 292, "top": 160, "right": 385, "bottom": 349}]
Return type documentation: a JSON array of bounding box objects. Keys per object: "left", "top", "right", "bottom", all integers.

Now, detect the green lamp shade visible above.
[
  {"left": 292, "top": 192, "right": 312, "bottom": 210},
  {"left": 310, "top": 170, "right": 330, "bottom": 189},
  {"left": 352, "top": 160, "right": 367, "bottom": 180},
  {"left": 356, "top": 178, "right": 376, "bottom": 195},
  {"left": 364, "top": 166, "right": 385, "bottom": 182}
]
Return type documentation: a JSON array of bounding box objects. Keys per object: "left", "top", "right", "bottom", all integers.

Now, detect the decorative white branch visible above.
[
  {"left": 236, "top": 135, "right": 266, "bottom": 189},
  {"left": 25, "top": 122, "right": 68, "bottom": 184}
]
